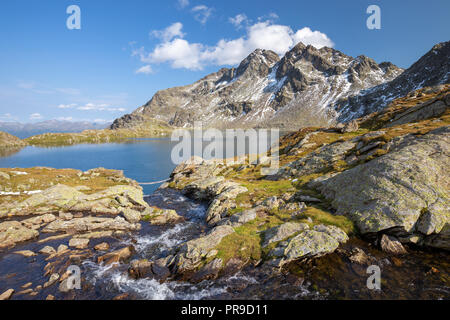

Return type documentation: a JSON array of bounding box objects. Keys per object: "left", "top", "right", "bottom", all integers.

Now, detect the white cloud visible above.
[
  {"left": 135, "top": 65, "right": 154, "bottom": 75},
  {"left": 30, "top": 113, "right": 43, "bottom": 120},
  {"left": 245, "top": 22, "right": 297, "bottom": 56},
  {"left": 257, "top": 12, "right": 279, "bottom": 22},
  {"left": 229, "top": 14, "right": 248, "bottom": 28},
  {"left": 151, "top": 22, "right": 185, "bottom": 42},
  {"left": 144, "top": 38, "right": 204, "bottom": 70},
  {"left": 191, "top": 5, "right": 213, "bottom": 24},
  {"left": 77, "top": 103, "right": 126, "bottom": 112},
  {"left": 57, "top": 103, "right": 77, "bottom": 109},
  {"left": 201, "top": 38, "right": 248, "bottom": 66},
  {"left": 54, "top": 117, "right": 112, "bottom": 123},
  {"left": 17, "top": 81, "right": 36, "bottom": 89},
  {"left": 137, "top": 20, "right": 334, "bottom": 70},
  {"left": 177, "top": 0, "right": 189, "bottom": 9},
  {"left": 292, "top": 27, "right": 335, "bottom": 50},
  {"left": 56, "top": 88, "right": 81, "bottom": 95},
  {"left": 93, "top": 118, "right": 113, "bottom": 123},
  {"left": 0, "top": 113, "right": 17, "bottom": 121}
]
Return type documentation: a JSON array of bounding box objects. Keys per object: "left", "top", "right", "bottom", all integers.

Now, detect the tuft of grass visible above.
[
  {"left": 300, "top": 206, "right": 356, "bottom": 235},
  {"left": 215, "top": 219, "right": 262, "bottom": 264},
  {"left": 233, "top": 179, "right": 295, "bottom": 207}
]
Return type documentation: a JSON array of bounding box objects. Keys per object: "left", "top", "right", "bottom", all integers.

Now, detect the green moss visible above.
[
  {"left": 215, "top": 219, "right": 263, "bottom": 264},
  {"left": 233, "top": 179, "right": 295, "bottom": 206},
  {"left": 300, "top": 206, "right": 356, "bottom": 235},
  {"left": 227, "top": 207, "right": 244, "bottom": 216}
]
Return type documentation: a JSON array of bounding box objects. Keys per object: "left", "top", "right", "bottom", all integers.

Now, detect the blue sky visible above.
[{"left": 0, "top": 0, "right": 449, "bottom": 123}]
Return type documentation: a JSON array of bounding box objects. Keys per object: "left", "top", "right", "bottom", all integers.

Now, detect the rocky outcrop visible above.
[
  {"left": 170, "top": 225, "right": 235, "bottom": 273},
  {"left": 268, "top": 224, "right": 349, "bottom": 267},
  {"left": 205, "top": 184, "right": 249, "bottom": 226},
  {"left": 0, "top": 167, "right": 171, "bottom": 253},
  {"left": 42, "top": 216, "right": 141, "bottom": 234},
  {"left": 263, "top": 222, "right": 309, "bottom": 247},
  {"left": 0, "top": 131, "right": 27, "bottom": 148},
  {"left": 1, "top": 183, "right": 148, "bottom": 218},
  {"left": 128, "top": 259, "right": 171, "bottom": 281},
  {"left": 218, "top": 208, "right": 258, "bottom": 227},
  {"left": 0, "top": 221, "right": 39, "bottom": 248},
  {"left": 143, "top": 207, "right": 185, "bottom": 225},
  {"left": 97, "top": 246, "right": 135, "bottom": 265},
  {"left": 336, "top": 41, "right": 450, "bottom": 122},
  {"left": 384, "top": 91, "right": 449, "bottom": 127},
  {"left": 310, "top": 126, "right": 450, "bottom": 249},
  {"left": 279, "top": 139, "right": 357, "bottom": 178},
  {"left": 169, "top": 157, "right": 248, "bottom": 226}
]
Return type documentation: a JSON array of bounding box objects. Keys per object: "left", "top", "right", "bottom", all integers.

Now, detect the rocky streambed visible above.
[{"left": 0, "top": 158, "right": 448, "bottom": 300}]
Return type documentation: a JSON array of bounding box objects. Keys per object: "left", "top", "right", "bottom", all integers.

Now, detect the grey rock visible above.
[
  {"left": 121, "top": 207, "right": 142, "bottom": 223},
  {"left": 312, "top": 127, "right": 450, "bottom": 249},
  {"left": 69, "top": 238, "right": 89, "bottom": 249},
  {"left": 39, "top": 245, "right": 56, "bottom": 255},
  {"left": 263, "top": 222, "right": 309, "bottom": 247},
  {"left": 313, "top": 224, "right": 349, "bottom": 244},
  {"left": 269, "top": 224, "right": 348, "bottom": 267},
  {"left": 173, "top": 225, "right": 235, "bottom": 273},
  {"left": 128, "top": 259, "right": 153, "bottom": 279},
  {"left": 0, "top": 221, "right": 39, "bottom": 249},
  {"left": 42, "top": 216, "right": 141, "bottom": 234}
]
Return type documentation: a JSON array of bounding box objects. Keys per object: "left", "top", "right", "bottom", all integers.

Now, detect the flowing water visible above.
[{"left": 0, "top": 140, "right": 449, "bottom": 300}]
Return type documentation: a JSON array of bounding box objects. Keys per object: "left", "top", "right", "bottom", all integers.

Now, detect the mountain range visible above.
[
  {"left": 112, "top": 41, "right": 449, "bottom": 130},
  {"left": 0, "top": 120, "right": 110, "bottom": 139}
]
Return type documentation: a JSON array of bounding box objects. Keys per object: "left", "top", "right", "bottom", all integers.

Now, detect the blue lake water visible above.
[
  {"left": 0, "top": 134, "right": 276, "bottom": 195},
  {"left": 0, "top": 139, "right": 178, "bottom": 195}
]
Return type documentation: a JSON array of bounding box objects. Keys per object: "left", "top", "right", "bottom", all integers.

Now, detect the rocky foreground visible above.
[
  {"left": 0, "top": 167, "right": 182, "bottom": 299},
  {"left": 0, "top": 85, "right": 449, "bottom": 300},
  {"left": 153, "top": 85, "right": 449, "bottom": 280}
]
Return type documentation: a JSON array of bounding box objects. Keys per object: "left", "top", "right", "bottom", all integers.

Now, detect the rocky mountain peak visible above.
[
  {"left": 112, "top": 41, "right": 448, "bottom": 130},
  {"left": 277, "top": 44, "right": 356, "bottom": 80},
  {"left": 235, "top": 49, "right": 280, "bottom": 78},
  {"left": 336, "top": 41, "right": 449, "bottom": 122}
]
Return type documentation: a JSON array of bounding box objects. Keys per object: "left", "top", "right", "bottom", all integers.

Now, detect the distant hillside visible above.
[
  {"left": 0, "top": 131, "right": 27, "bottom": 148},
  {"left": 0, "top": 120, "right": 110, "bottom": 139},
  {"left": 24, "top": 118, "right": 171, "bottom": 147}
]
